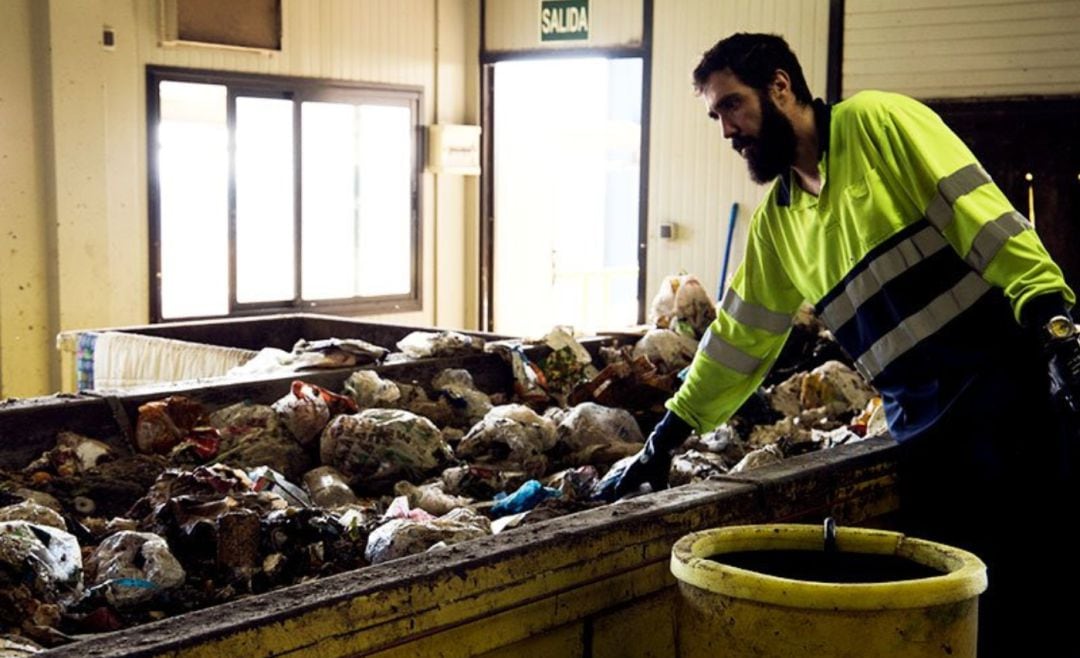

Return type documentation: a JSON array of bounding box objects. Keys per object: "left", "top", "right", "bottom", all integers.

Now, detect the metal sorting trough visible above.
[
  {"left": 3, "top": 339, "right": 901, "bottom": 657},
  {"left": 54, "top": 313, "right": 510, "bottom": 393}
]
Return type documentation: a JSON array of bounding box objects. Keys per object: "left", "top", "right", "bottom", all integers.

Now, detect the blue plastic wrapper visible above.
[{"left": 490, "top": 479, "right": 561, "bottom": 518}]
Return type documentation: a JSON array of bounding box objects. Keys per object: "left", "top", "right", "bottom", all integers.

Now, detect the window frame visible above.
[{"left": 146, "top": 65, "right": 424, "bottom": 323}]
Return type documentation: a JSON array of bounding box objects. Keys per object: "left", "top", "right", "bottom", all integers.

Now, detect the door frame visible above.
[{"left": 477, "top": 0, "right": 654, "bottom": 332}]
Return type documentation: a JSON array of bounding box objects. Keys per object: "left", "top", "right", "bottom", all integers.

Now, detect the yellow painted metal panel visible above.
[
  {"left": 366, "top": 563, "right": 674, "bottom": 658},
  {"left": 474, "top": 622, "right": 584, "bottom": 658},
  {"left": 0, "top": 0, "right": 53, "bottom": 397},
  {"left": 485, "top": 0, "right": 644, "bottom": 51},
  {"left": 592, "top": 590, "right": 679, "bottom": 658},
  {"left": 844, "top": 0, "right": 1080, "bottom": 98},
  {"left": 434, "top": 0, "right": 470, "bottom": 330},
  {"left": 48, "top": 0, "right": 113, "bottom": 334}
]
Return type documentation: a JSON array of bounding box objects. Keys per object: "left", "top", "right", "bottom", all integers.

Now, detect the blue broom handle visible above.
[{"left": 718, "top": 202, "right": 739, "bottom": 299}]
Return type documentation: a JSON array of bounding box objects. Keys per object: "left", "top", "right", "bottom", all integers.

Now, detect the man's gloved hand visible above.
[
  {"left": 591, "top": 411, "right": 693, "bottom": 502},
  {"left": 1042, "top": 315, "right": 1080, "bottom": 413}
]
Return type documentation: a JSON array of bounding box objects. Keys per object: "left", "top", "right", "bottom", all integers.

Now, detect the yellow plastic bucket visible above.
[{"left": 670, "top": 524, "right": 987, "bottom": 657}]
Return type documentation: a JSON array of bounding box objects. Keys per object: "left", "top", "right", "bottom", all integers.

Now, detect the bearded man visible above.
[{"left": 594, "top": 32, "right": 1080, "bottom": 656}]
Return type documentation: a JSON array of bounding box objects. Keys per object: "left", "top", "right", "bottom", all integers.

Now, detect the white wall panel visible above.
[
  {"left": 485, "top": 0, "right": 643, "bottom": 51},
  {"left": 647, "top": 0, "right": 829, "bottom": 306},
  {"left": 844, "top": 0, "right": 1080, "bottom": 98}
]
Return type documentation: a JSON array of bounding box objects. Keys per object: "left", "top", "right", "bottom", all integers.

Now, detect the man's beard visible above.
[{"left": 733, "top": 93, "right": 797, "bottom": 184}]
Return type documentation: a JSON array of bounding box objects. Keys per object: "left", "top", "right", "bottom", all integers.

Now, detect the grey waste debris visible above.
[
  {"left": 432, "top": 369, "right": 493, "bottom": 427},
  {"left": 728, "top": 444, "right": 785, "bottom": 474},
  {"left": 248, "top": 466, "right": 312, "bottom": 508},
  {"left": 440, "top": 464, "right": 530, "bottom": 499},
  {"left": 684, "top": 424, "right": 749, "bottom": 468},
  {"left": 393, "top": 481, "right": 472, "bottom": 517},
  {"left": 271, "top": 381, "right": 358, "bottom": 447},
  {"left": 456, "top": 404, "right": 557, "bottom": 478},
  {"left": 209, "top": 402, "right": 312, "bottom": 482},
  {"left": 543, "top": 465, "right": 599, "bottom": 501},
  {"left": 648, "top": 274, "right": 717, "bottom": 339},
  {"left": 631, "top": 329, "right": 698, "bottom": 374},
  {"left": 133, "top": 396, "right": 209, "bottom": 456},
  {"left": 84, "top": 531, "right": 186, "bottom": 608},
  {"left": 319, "top": 409, "right": 455, "bottom": 494},
  {"left": 344, "top": 370, "right": 402, "bottom": 409},
  {"left": 272, "top": 387, "right": 330, "bottom": 446},
  {"left": 484, "top": 342, "right": 549, "bottom": 406},
  {"left": 395, "top": 382, "right": 458, "bottom": 428},
  {"left": 526, "top": 328, "right": 599, "bottom": 406},
  {"left": 333, "top": 501, "right": 383, "bottom": 531},
  {"left": 554, "top": 402, "right": 644, "bottom": 466},
  {"left": 22, "top": 432, "right": 114, "bottom": 477},
  {"left": 302, "top": 466, "right": 359, "bottom": 508},
  {"left": 0, "top": 502, "right": 66, "bottom": 531},
  {"left": 0, "top": 522, "right": 83, "bottom": 605},
  {"left": 669, "top": 450, "right": 730, "bottom": 486},
  {"left": 364, "top": 507, "right": 491, "bottom": 565},
  {"left": 291, "top": 337, "right": 389, "bottom": 369},
  {"left": 0, "top": 634, "right": 43, "bottom": 656},
  {"left": 748, "top": 407, "right": 844, "bottom": 455},
  {"left": 396, "top": 331, "right": 485, "bottom": 359},
  {"left": 768, "top": 360, "right": 877, "bottom": 418}
]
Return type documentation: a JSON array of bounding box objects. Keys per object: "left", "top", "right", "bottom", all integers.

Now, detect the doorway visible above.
[
  {"left": 931, "top": 97, "right": 1080, "bottom": 296},
  {"left": 488, "top": 56, "right": 645, "bottom": 337}
]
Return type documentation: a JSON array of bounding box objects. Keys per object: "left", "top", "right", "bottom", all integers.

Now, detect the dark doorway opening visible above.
[{"left": 931, "top": 96, "right": 1080, "bottom": 299}]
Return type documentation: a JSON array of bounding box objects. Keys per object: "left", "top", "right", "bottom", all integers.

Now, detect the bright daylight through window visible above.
[{"left": 150, "top": 70, "right": 420, "bottom": 321}]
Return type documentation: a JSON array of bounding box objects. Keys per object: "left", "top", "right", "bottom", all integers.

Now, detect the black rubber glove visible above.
[
  {"left": 1045, "top": 324, "right": 1080, "bottom": 414},
  {"left": 591, "top": 411, "right": 693, "bottom": 502},
  {"left": 1023, "top": 296, "right": 1080, "bottom": 414}
]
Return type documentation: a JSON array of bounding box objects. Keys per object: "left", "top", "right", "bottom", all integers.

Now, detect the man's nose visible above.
[{"left": 721, "top": 116, "right": 737, "bottom": 139}]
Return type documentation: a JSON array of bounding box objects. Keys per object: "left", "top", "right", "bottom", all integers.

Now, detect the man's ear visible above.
[{"left": 770, "top": 69, "right": 793, "bottom": 106}]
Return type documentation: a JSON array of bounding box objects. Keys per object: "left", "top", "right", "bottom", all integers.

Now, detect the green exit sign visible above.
[{"left": 540, "top": 0, "right": 589, "bottom": 42}]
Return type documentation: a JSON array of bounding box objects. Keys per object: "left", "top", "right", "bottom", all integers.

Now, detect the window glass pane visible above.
[
  {"left": 355, "top": 104, "right": 412, "bottom": 297},
  {"left": 236, "top": 96, "right": 295, "bottom": 303},
  {"left": 301, "top": 102, "right": 412, "bottom": 300},
  {"left": 158, "top": 81, "right": 229, "bottom": 319},
  {"left": 300, "top": 102, "right": 359, "bottom": 300}
]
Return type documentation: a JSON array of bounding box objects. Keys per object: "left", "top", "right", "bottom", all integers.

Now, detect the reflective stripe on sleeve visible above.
[
  {"left": 925, "top": 163, "right": 993, "bottom": 232},
  {"left": 720, "top": 288, "right": 793, "bottom": 335},
  {"left": 964, "top": 211, "right": 1032, "bottom": 273},
  {"left": 698, "top": 329, "right": 762, "bottom": 375}
]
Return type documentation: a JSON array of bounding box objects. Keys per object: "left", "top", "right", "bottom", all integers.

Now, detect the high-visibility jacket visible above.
[{"left": 668, "top": 90, "right": 1075, "bottom": 441}]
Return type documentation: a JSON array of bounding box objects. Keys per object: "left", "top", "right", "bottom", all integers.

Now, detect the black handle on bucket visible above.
[{"left": 823, "top": 517, "right": 837, "bottom": 554}]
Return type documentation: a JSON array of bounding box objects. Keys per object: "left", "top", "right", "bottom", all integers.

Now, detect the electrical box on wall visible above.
[{"left": 427, "top": 124, "right": 482, "bottom": 176}]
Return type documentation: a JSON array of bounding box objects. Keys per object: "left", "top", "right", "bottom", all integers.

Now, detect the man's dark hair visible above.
[{"left": 692, "top": 33, "right": 813, "bottom": 104}]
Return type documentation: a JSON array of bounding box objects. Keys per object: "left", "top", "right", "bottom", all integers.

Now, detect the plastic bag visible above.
[
  {"left": 84, "top": 531, "right": 186, "bottom": 608},
  {"left": 456, "top": 405, "right": 557, "bottom": 478},
  {"left": 319, "top": 409, "right": 454, "bottom": 493},
  {"left": 490, "top": 480, "right": 561, "bottom": 518},
  {"left": 364, "top": 508, "right": 491, "bottom": 564},
  {"left": 396, "top": 331, "right": 485, "bottom": 359}
]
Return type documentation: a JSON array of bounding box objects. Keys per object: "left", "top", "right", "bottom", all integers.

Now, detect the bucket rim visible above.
[{"left": 670, "top": 523, "right": 987, "bottom": 610}]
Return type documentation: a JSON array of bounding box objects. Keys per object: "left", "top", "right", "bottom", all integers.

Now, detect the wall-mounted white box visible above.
[{"left": 427, "top": 124, "right": 482, "bottom": 176}]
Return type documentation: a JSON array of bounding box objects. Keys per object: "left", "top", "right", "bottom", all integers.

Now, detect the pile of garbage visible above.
[
  {"left": 227, "top": 330, "right": 487, "bottom": 378},
  {"left": 0, "top": 301, "right": 884, "bottom": 651}
]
